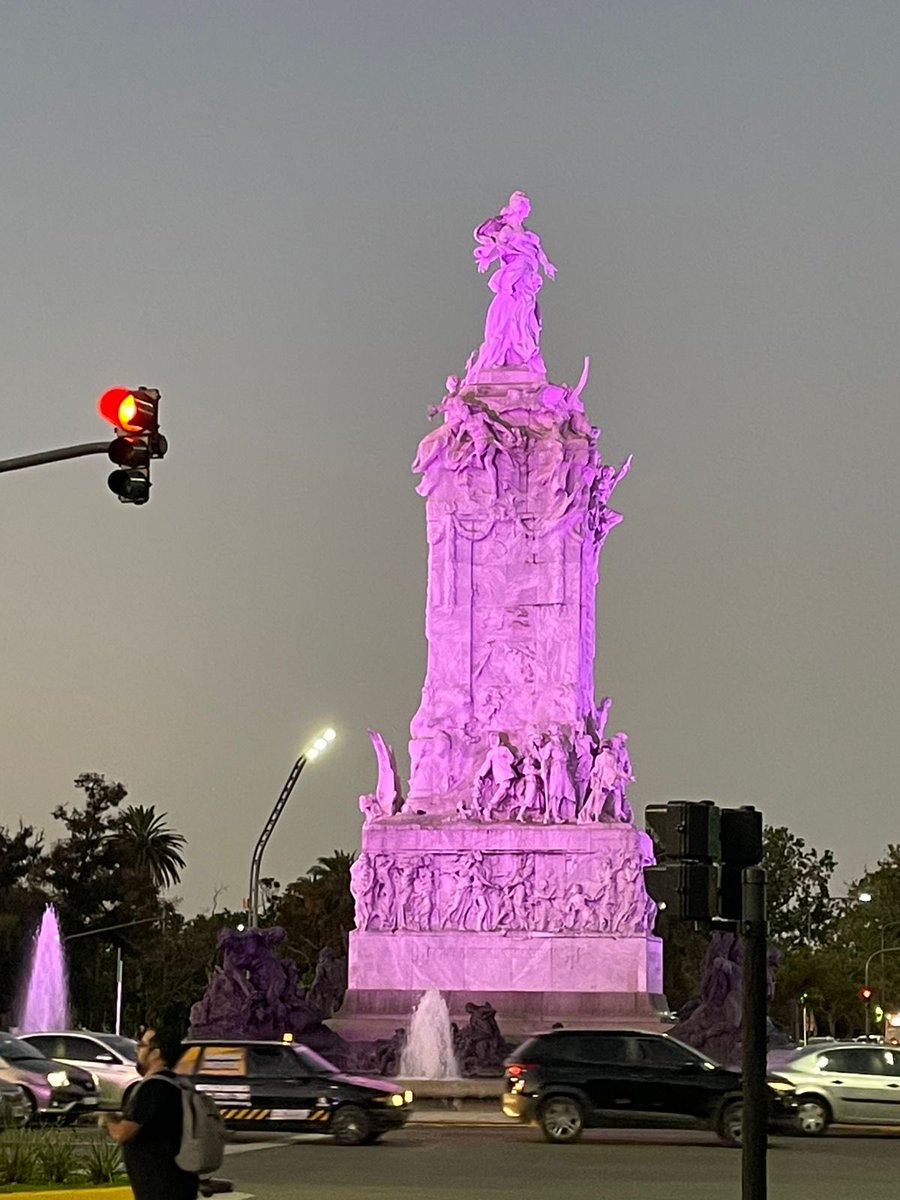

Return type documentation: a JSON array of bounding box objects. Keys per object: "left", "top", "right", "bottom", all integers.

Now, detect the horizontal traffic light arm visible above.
[{"left": 0, "top": 441, "right": 113, "bottom": 474}]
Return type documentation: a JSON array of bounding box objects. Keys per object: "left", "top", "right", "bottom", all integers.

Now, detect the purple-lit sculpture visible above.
[{"left": 343, "top": 194, "right": 663, "bottom": 1029}]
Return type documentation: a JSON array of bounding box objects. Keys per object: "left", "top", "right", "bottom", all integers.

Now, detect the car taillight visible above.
[{"left": 506, "top": 1063, "right": 537, "bottom": 1077}]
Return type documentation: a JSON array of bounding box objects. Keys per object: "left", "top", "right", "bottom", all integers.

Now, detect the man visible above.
[{"left": 102, "top": 1026, "right": 199, "bottom": 1200}]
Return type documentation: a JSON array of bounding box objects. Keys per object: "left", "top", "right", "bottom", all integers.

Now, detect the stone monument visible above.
[{"left": 341, "top": 192, "right": 664, "bottom": 1034}]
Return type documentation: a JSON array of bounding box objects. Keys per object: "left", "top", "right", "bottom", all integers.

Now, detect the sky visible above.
[{"left": 1, "top": 1, "right": 898, "bottom": 917}]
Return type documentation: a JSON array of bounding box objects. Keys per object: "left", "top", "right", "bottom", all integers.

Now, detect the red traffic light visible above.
[
  {"left": 98, "top": 387, "right": 159, "bottom": 434},
  {"left": 860, "top": 986, "right": 873, "bottom": 1001}
]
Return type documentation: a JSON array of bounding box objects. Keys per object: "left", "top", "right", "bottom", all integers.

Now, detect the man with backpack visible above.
[{"left": 102, "top": 1025, "right": 222, "bottom": 1200}]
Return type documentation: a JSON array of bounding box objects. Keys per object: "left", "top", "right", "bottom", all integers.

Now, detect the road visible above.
[{"left": 221, "top": 1124, "right": 900, "bottom": 1200}]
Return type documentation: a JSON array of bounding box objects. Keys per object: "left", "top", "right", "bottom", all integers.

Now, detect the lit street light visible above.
[{"left": 247, "top": 727, "right": 337, "bottom": 928}]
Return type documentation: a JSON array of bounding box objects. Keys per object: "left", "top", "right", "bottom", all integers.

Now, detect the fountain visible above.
[
  {"left": 399, "top": 989, "right": 460, "bottom": 1078},
  {"left": 18, "top": 906, "right": 70, "bottom": 1032}
]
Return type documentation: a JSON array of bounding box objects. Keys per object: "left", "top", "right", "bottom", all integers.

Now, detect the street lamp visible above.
[
  {"left": 247, "top": 727, "right": 337, "bottom": 928},
  {"left": 864, "top": 944, "right": 900, "bottom": 1036}
]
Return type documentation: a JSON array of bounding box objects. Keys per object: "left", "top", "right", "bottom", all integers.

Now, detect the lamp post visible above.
[{"left": 247, "top": 727, "right": 337, "bottom": 928}]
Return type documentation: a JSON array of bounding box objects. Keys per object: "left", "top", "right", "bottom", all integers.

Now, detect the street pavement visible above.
[{"left": 220, "top": 1122, "right": 900, "bottom": 1200}]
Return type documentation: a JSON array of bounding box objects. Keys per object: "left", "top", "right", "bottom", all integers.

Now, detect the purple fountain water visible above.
[{"left": 18, "top": 906, "right": 70, "bottom": 1033}]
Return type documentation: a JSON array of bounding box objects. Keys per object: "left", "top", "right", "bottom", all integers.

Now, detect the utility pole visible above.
[{"left": 741, "top": 867, "right": 768, "bottom": 1200}]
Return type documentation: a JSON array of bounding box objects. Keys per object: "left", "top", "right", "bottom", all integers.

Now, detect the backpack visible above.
[{"left": 155, "top": 1074, "right": 226, "bottom": 1176}]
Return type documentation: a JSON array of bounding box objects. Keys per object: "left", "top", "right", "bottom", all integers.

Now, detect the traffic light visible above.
[
  {"left": 644, "top": 861, "right": 718, "bottom": 922},
  {"left": 98, "top": 388, "right": 166, "bottom": 505},
  {"left": 644, "top": 800, "right": 763, "bottom": 923},
  {"left": 860, "top": 986, "right": 873, "bottom": 1002}
]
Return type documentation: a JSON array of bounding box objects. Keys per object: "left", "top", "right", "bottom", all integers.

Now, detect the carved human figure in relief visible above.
[
  {"left": 408, "top": 856, "right": 435, "bottom": 931},
  {"left": 531, "top": 876, "right": 560, "bottom": 932},
  {"left": 572, "top": 718, "right": 595, "bottom": 811},
  {"left": 511, "top": 739, "right": 544, "bottom": 823},
  {"left": 467, "top": 191, "right": 556, "bottom": 381},
  {"left": 470, "top": 734, "right": 518, "bottom": 821},
  {"left": 350, "top": 854, "right": 377, "bottom": 931},
  {"left": 543, "top": 725, "right": 577, "bottom": 822},
  {"left": 446, "top": 851, "right": 494, "bottom": 931},
  {"left": 496, "top": 855, "right": 534, "bottom": 929},
  {"left": 607, "top": 732, "right": 635, "bottom": 823}
]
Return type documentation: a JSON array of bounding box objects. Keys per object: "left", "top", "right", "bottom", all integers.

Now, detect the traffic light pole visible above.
[
  {"left": 0, "top": 442, "right": 112, "bottom": 473},
  {"left": 741, "top": 867, "right": 768, "bottom": 1200}
]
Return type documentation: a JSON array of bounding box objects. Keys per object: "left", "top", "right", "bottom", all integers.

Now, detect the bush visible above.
[
  {"left": 82, "top": 1137, "right": 124, "bottom": 1184},
  {"left": 35, "top": 1128, "right": 79, "bottom": 1183},
  {"left": 0, "top": 1130, "right": 38, "bottom": 1185}
]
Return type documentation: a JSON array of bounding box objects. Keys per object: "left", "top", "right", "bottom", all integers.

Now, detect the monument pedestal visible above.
[{"left": 337, "top": 818, "right": 666, "bottom": 1040}]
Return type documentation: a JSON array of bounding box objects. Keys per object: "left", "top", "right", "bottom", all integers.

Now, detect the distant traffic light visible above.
[
  {"left": 97, "top": 387, "right": 166, "bottom": 505},
  {"left": 860, "top": 986, "right": 873, "bottom": 1002}
]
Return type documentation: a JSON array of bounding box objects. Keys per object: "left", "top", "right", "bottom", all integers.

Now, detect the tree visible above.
[
  {"left": 270, "top": 851, "right": 356, "bottom": 982},
  {"left": 0, "top": 823, "right": 47, "bottom": 1022},
  {"left": 114, "top": 805, "right": 186, "bottom": 890},
  {"left": 763, "top": 825, "right": 837, "bottom": 950}
]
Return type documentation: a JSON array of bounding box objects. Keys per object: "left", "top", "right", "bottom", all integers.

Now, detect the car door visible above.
[
  {"left": 631, "top": 1037, "right": 715, "bottom": 1119},
  {"left": 570, "top": 1034, "right": 638, "bottom": 1117},
  {"left": 192, "top": 1046, "right": 254, "bottom": 1117},
  {"left": 57, "top": 1036, "right": 137, "bottom": 1108},
  {"left": 245, "top": 1045, "right": 322, "bottom": 1126},
  {"left": 815, "top": 1048, "right": 896, "bottom": 1123}
]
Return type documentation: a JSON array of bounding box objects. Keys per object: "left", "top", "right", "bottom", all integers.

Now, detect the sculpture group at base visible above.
[{"left": 188, "top": 926, "right": 346, "bottom": 1041}]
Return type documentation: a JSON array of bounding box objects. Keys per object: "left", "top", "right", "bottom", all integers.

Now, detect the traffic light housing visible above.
[
  {"left": 860, "top": 986, "right": 873, "bottom": 1002},
  {"left": 98, "top": 388, "right": 166, "bottom": 505},
  {"left": 643, "top": 800, "right": 763, "bottom": 923}
]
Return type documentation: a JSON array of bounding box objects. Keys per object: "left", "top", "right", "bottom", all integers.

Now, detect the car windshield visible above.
[
  {"left": 292, "top": 1046, "right": 339, "bottom": 1075},
  {"left": 96, "top": 1035, "right": 138, "bottom": 1063},
  {"left": 0, "top": 1035, "right": 44, "bottom": 1063}
]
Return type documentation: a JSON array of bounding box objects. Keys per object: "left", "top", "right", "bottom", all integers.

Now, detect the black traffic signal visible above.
[
  {"left": 98, "top": 387, "right": 167, "bottom": 505},
  {"left": 644, "top": 861, "right": 718, "bottom": 921},
  {"left": 644, "top": 800, "right": 763, "bottom": 923}
]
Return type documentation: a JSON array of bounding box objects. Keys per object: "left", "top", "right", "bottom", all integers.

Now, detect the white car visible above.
[
  {"left": 774, "top": 1042, "right": 900, "bottom": 1134},
  {"left": 19, "top": 1032, "right": 141, "bottom": 1112}
]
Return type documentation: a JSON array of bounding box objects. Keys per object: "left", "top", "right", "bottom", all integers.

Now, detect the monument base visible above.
[{"left": 332, "top": 929, "right": 666, "bottom": 1040}]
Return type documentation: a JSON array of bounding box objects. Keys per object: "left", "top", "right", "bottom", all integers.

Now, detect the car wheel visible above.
[
  {"left": 795, "top": 1097, "right": 830, "bottom": 1136},
  {"left": 331, "top": 1105, "right": 372, "bottom": 1146},
  {"left": 538, "top": 1095, "right": 584, "bottom": 1144},
  {"left": 717, "top": 1100, "right": 743, "bottom": 1147},
  {"left": 361, "top": 1132, "right": 384, "bottom": 1145}
]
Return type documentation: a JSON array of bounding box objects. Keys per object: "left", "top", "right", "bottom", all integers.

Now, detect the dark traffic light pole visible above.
[
  {"left": 741, "top": 867, "right": 768, "bottom": 1200},
  {"left": 0, "top": 442, "right": 112, "bottom": 473}
]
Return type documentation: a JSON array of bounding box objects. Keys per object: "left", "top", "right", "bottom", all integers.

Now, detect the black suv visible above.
[{"left": 502, "top": 1029, "right": 797, "bottom": 1146}]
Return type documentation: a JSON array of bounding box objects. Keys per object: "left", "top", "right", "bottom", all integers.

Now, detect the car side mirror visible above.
[
  {"left": 678, "top": 1061, "right": 701, "bottom": 1074},
  {"left": 96, "top": 1054, "right": 115, "bottom": 1063}
]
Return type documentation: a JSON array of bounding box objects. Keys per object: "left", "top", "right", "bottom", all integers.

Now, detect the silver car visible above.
[
  {"left": 19, "top": 1032, "right": 141, "bottom": 1112},
  {"left": 775, "top": 1042, "right": 900, "bottom": 1134},
  {"left": 0, "top": 1080, "right": 29, "bottom": 1128}
]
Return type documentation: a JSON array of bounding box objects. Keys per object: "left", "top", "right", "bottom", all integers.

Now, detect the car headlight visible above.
[
  {"left": 767, "top": 1080, "right": 794, "bottom": 1093},
  {"left": 403, "top": 1089, "right": 413, "bottom": 1105},
  {"left": 47, "top": 1071, "right": 70, "bottom": 1089},
  {"left": 389, "top": 1094, "right": 405, "bottom": 1107}
]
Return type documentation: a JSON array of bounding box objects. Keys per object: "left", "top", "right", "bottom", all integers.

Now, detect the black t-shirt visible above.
[{"left": 123, "top": 1072, "right": 199, "bottom": 1200}]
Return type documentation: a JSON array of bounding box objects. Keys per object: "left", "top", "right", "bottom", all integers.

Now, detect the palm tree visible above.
[{"left": 115, "top": 805, "right": 187, "bottom": 890}]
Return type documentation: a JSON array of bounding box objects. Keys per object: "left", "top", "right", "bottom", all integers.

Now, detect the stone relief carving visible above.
[{"left": 353, "top": 845, "right": 655, "bottom": 938}]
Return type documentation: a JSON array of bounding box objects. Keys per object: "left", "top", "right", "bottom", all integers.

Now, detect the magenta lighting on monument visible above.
[{"left": 344, "top": 192, "right": 664, "bottom": 1030}]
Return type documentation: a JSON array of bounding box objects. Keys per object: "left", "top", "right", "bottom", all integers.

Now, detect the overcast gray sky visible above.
[{"left": 1, "top": 1, "right": 898, "bottom": 916}]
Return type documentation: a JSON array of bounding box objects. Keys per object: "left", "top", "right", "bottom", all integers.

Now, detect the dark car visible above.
[
  {"left": 0, "top": 1033, "right": 99, "bottom": 1122},
  {"left": 177, "top": 1039, "right": 413, "bottom": 1145},
  {"left": 502, "top": 1029, "right": 797, "bottom": 1146}
]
